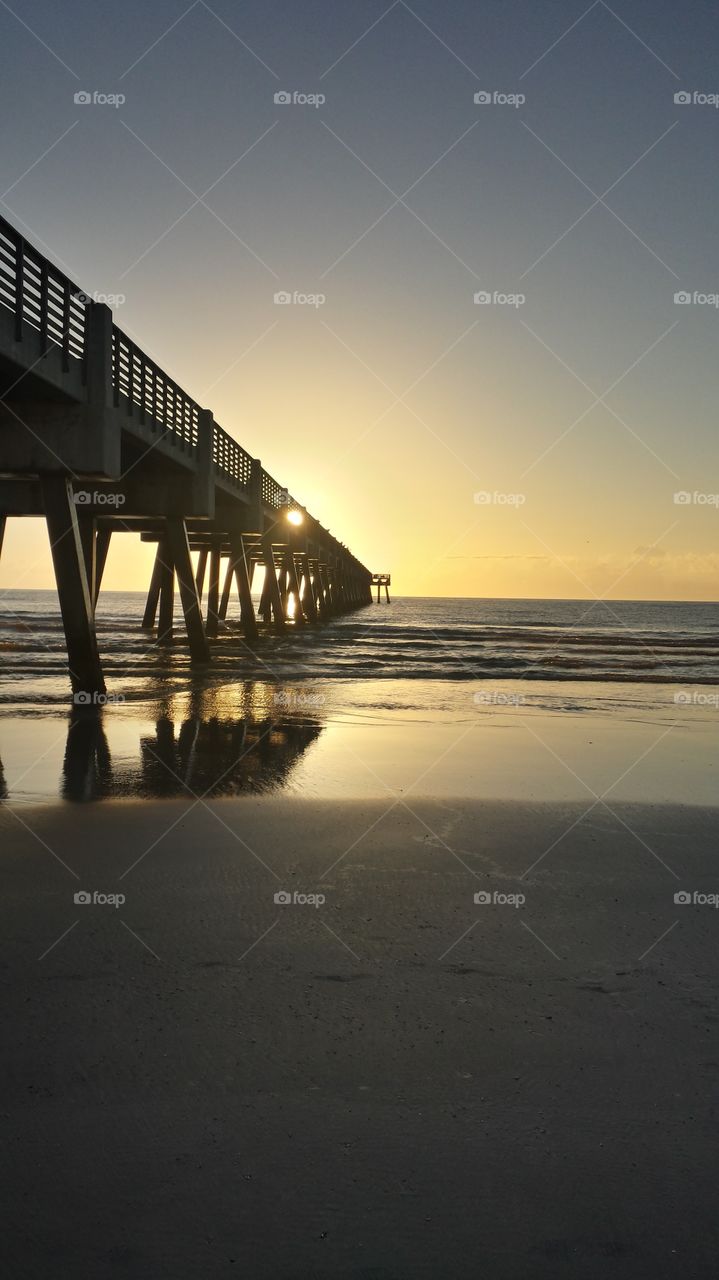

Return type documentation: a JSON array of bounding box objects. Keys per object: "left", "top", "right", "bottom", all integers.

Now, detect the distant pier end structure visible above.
[
  {"left": 371, "top": 573, "right": 391, "bottom": 603},
  {"left": 0, "top": 213, "right": 374, "bottom": 697}
]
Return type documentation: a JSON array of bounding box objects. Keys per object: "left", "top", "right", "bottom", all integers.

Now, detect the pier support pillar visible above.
[
  {"left": 95, "top": 528, "right": 111, "bottom": 606},
  {"left": 195, "top": 549, "right": 208, "bottom": 604},
  {"left": 228, "top": 532, "right": 259, "bottom": 642},
  {"left": 299, "top": 552, "right": 318, "bottom": 624},
  {"left": 206, "top": 541, "right": 221, "bottom": 638},
  {"left": 258, "top": 567, "right": 272, "bottom": 622},
  {"left": 219, "top": 559, "right": 233, "bottom": 622},
  {"left": 261, "top": 535, "right": 286, "bottom": 631},
  {"left": 316, "top": 562, "right": 330, "bottom": 619},
  {"left": 157, "top": 539, "right": 174, "bottom": 643},
  {"left": 41, "top": 476, "right": 105, "bottom": 698},
  {"left": 78, "top": 516, "right": 97, "bottom": 609},
  {"left": 142, "top": 545, "right": 164, "bottom": 629},
  {"left": 165, "top": 518, "right": 211, "bottom": 663},
  {"left": 284, "top": 549, "right": 305, "bottom": 626}
]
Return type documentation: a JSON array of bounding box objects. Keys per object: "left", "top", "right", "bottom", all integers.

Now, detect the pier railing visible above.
[
  {"left": 213, "top": 423, "right": 253, "bottom": 492},
  {"left": 0, "top": 213, "right": 329, "bottom": 526},
  {"left": 112, "top": 326, "right": 200, "bottom": 454},
  {"left": 261, "top": 469, "right": 291, "bottom": 511},
  {"left": 0, "top": 213, "right": 85, "bottom": 366}
]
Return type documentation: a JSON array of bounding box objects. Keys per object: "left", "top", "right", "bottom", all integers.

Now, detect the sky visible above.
[{"left": 1, "top": 0, "right": 718, "bottom": 599}]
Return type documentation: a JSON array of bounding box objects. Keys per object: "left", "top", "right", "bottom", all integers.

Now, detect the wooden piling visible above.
[
  {"left": 142, "top": 545, "right": 164, "bottom": 629},
  {"left": 228, "top": 531, "right": 259, "bottom": 641},
  {"left": 165, "top": 518, "right": 211, "bottom": 663},
  {"left": 78, "top": 516, "right": 97, "bottom": 608},
  {"left": 284, "top": 549, "right": 305, "bottom": 626},
  {"left": 94, "top": 528, "right": 111, "bottom": 606},
  {"left": 218, "top": 559, "right": 234, "bottom": 622},
  {"left": 299, "top": 552, "right": 318, "bottom": 623},
  {"left": 261, "top": 535, "right": 286, "bottom": 631},
  {"left": 41, "top": 476, "right": 105, "bottom": 698},
  {"left": 206, "top": 542, "right": 221, "bottom": 638},
  {"left": 195, "top": 548, "right": 208, "bottom": 603},
  {"left": 156, "top": 539, "right": 175, "bottom": 643}
]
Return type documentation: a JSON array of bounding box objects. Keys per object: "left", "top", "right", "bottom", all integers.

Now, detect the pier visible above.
[
  {"left": 0, "top": 213, "right": 379, "bottom": 698},
  {"left": 371, "top": 573, "right": 391, "bottom": 603}
]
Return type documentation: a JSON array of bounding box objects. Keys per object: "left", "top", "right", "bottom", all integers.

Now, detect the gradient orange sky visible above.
[{"left": 0, "top": 0, "right": 717, "bottom": 600}]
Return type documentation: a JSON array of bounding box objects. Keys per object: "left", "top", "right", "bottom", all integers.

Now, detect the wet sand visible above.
[{"left": 2, "top": 795, "right": 718, "bottom": 1278}]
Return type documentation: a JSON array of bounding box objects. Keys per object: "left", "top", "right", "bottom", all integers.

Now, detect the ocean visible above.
[
  {"left": 2, "top": 592, "right": 719, "bottom": 703},
  {"left": 1, "top": 592, "right": 717, "bottom": 803}
]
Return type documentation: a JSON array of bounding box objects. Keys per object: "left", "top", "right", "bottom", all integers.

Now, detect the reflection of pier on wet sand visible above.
[{"left": 56, "top": 701, "right": 323, "bottom": 803}]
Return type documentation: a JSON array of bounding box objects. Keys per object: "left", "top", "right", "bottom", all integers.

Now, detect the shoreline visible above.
[{"left": 0, "top": 684, "right": 717, "bottom": 807}]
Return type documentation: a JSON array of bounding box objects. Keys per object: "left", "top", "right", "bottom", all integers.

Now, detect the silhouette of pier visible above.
[
  {"left": 0, "top": 213, "right": 379, "bottom": 698},
  {"left": 371, "top": 573, "right": 391, "bottom": 603}
]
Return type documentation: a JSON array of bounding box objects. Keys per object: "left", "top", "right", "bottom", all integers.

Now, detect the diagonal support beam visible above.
[{"left": 94, "top": 527, "right": 111, "bottom": 606}]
